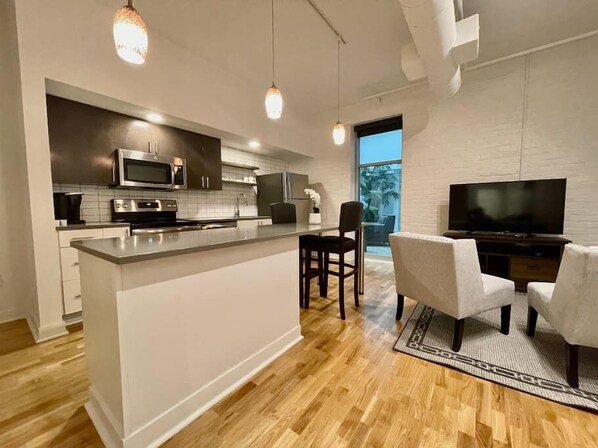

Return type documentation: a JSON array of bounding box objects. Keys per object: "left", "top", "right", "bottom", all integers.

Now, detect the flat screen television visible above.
[{"left": 448, "top": 179, "right": 567, "bottom": 235}]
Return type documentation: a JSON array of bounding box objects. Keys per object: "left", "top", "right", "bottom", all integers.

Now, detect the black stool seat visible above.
[{"left": 319, "top": 236, "right": 356, "bottom": 252}]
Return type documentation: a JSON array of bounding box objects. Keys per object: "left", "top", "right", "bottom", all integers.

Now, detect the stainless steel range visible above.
[{"left": 111, "top": 199, "right": 235, "bottom": 235}]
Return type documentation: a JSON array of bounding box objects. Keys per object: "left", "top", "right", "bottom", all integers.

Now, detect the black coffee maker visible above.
[{"left": 53, "top": 192, "right": 85, "bottom": 224}]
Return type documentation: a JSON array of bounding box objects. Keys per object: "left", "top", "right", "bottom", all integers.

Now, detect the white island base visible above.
[{"left": 80, "top": 237, "right": 302, "bottom": 448}]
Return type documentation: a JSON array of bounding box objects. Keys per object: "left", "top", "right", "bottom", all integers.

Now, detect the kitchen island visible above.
[{"left": 71, "top": 223, "right": 336, "bottom": 448}]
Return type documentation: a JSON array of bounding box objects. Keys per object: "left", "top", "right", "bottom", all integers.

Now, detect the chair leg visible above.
[
  {"left": 566, "top": 342, "right": 579, "bottom": 388},
  {"left": 338, "top": 251, "right": 346, "bottom": 320},
  {"left": 304, "top": 248, "right": 311, "bottom": 309},
  {"left": 527, "top": 307, "right": 538, "bottom": 337},
  {"left": 452, "top": 318, "right": 465, "bottom": 352},
  {"left": 396, "top": 294, "right": 404, "bottom": 320},
  {"left": 501, "top": 305, "right": 511, "bottom": 335},
  {"left": 299, "top": 247, "right": 304, "bottom": 308}
]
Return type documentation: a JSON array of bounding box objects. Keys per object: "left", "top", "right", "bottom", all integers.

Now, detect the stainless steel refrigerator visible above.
[{"left": 257, "top": 172, "right": 310, "bottom": 222}]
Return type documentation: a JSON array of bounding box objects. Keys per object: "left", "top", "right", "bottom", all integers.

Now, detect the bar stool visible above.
[
  {"left": 270, "top": 202, "right": 322, "bottom": 307},
  {"left": 305, "top": 201, "right": 363, "bottom": 320}
]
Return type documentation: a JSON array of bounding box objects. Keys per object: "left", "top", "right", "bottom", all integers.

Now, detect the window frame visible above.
[{"left": 354, "top": 116, "right": 404, "bottom": 210}]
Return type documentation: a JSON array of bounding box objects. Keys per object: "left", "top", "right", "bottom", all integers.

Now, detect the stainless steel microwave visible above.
[{"left": 113, "top": 148, "right": 187, "bottom": 190}]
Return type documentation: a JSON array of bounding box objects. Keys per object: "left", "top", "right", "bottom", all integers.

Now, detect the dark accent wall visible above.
[{"left": 46, "top": 95, "right": 222, "bottom": 190}]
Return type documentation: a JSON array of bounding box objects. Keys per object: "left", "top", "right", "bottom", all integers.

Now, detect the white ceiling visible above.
[{"left": 106, "top": 0, "right": 598, "bottom": 118}]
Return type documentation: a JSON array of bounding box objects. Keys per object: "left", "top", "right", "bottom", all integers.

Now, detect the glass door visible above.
[{"left": 356, "top": 127, "right": 402, "bottom": 257}]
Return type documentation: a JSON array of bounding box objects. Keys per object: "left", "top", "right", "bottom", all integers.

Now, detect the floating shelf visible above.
[
  {"left": 221, "top": 161, "right": 260, "bottom": 171},
  {"left": 222, "top": 179, "right": 258, "bottom": 186}
]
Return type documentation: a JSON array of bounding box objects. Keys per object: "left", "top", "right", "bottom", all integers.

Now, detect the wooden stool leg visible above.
[
  {"left": 323, "top": 251, "right": 329, "bottom": 297},
  {"left": 304, "top": 248, "right": 311, "bottom": 309},
  {"left": 353, "top": 247, "right": 359, "bottom": 307},
  {"left": 318, "top": 250, "right": 325, "bottom": 297},
  {"left": 299, "top": 247, "right": 304, "bottom": 308},
  {"left": 339, "top": 250, "right": 346, "bottom": 320}
]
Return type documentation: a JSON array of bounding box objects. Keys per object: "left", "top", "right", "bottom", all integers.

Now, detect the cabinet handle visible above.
[
  {"left": 206, "top": 176, "right": 210, "bottom": 189},
  {"left": 201, "top": 176, "right": 205, "bottom": 188},
  {"left": 75, "top": 294, "right": 82, "bottom": 298},
  {"left": 73, "top": 262, "right": 80, "bottom": 266},
  {"left": 148, "top": 141, "right": 151, "bottom": 153},
  {"left": 155, "top": 141, "right": 159, "bottom": 154},
  {"left": 73, "top": 236, "right": 95, "bottom": 240}
]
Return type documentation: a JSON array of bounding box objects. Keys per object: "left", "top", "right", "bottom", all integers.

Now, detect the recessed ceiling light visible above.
[
  {"left": 249, "top": 140, "right": 261, "bottom": 149},
  {"left": 133, "top": 120, "right": 150, "bottom": 128},
  {"left": 146, "top": 113, "right": 163, "bottom": 122}
]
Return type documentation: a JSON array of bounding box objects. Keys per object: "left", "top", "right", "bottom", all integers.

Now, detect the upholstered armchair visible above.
[
  {"left": 389, "top": 232, "right": 515, "bottom": 352},
  {"left": 527, "top": 244, "right": 598, "bottom": 388}
]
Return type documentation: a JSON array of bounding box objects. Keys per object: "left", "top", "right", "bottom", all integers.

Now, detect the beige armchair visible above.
[
  {"left": 527, "top": 244, "right": 598, "bottom": 388},
  {"left": 389, "top": 232, "right": 515, "bottom": 352}
]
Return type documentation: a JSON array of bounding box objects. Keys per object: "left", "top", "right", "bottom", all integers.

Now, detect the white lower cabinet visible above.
[
  {"left": 57, "top": 226, "right": 129, "bottom": 315},
  {"left": 236, "top": 218, "right": 272, "bottom": 230}
]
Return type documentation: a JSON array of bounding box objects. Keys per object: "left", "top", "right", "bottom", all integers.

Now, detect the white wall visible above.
[
  {"left": 296, "top": 36, "right": 598, "bottom": 246},
  {"left": 0, "top": 0, "right": 38, "bottom": 325},
  {"left": 9, "top": 0, "right": 322, "bottom": 338}
]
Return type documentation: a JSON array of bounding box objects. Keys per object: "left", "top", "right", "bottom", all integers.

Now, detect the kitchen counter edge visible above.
[{"left": 71, "top": 223, "right": 338, "bottom": 265}]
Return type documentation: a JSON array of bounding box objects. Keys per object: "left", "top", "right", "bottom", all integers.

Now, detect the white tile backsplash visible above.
[{"left": 52, "top": 146, "right": 290, "bottom": 222}]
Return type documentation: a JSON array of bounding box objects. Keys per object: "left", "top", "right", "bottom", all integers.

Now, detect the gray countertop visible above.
[
  {"left": 71, "top": 223, "right": 338, "bottom": 265},
  {"left": 55, "top": 222, "right": 130, "bottom": 230}
]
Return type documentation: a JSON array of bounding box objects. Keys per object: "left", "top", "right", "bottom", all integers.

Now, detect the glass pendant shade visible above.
[
  {"left": 113, "top": 4, "right": 148, "bottom": 65},
  {"left": 333, "top": 121, "right": 345, "bottom": 145},
  {"left": 265, "top": 84, "right": 283, "bottom": 120}
]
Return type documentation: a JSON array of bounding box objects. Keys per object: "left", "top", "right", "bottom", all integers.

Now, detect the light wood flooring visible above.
[{"left": 1, "top": 260, "right": 597, "bottom": 447}]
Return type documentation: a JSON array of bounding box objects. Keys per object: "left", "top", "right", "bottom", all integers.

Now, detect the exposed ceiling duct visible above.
[{"left": 398, "top": 0, "right": 479, "bottom": 97}]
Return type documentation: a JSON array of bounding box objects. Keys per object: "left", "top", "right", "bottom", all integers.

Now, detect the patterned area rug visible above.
[{"left": 394, "top": 295, "right": 598, "bottom": 411}]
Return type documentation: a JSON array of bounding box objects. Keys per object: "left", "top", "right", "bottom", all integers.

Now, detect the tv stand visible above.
[{"left": 444, "top": 231, "right": 571, "bottom": 292}]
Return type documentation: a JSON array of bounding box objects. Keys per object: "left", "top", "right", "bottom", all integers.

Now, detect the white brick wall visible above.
[
  {"left": 296, "top": 36, "right": 598, "bottom": 246},
  {"left": 53, "top": 146, "right": 289, "bottom": 222}
]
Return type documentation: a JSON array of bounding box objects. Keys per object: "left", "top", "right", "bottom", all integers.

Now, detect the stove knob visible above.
[
  {"left": 123, "top": 203, "right": 129, "bottom": 208},
  {"left": 115, "top": 204, "right": 121, "bottom": 208}
]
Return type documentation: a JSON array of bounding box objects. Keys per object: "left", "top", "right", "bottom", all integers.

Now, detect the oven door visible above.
[{"left": 115, "top": 148, "right": 187, "bottom": 190}]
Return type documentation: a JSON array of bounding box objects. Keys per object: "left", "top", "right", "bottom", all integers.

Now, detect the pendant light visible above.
[
  {"left": 332, "top": 38, "right": 346, "bottom": 145},
  {"left": 265, "top": 0, "right": 283, "bottom": 119},
  {"left": 113, "top": 0, "right": 148, "bottom": 65}
]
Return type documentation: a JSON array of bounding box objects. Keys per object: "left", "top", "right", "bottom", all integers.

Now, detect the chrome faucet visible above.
[{"left": 234, "top": 193, "right": 248, "bottom": 217}]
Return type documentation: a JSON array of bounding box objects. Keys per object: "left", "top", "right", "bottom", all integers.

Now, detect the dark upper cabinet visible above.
[
  {"left": 47, "top": 95, "right": 115, "bottom": 185},
  {"left": 178, "top": 128, "right": 205, "bottom": 189},
  {"left": 149, "top": 123, "right": 184, "bottom": 158},
  {"left": 201, "top": 135, "right": 222, "bottom": 191},
  {"left": 47, "top": 95, "right": 222, "bottom": 190},
  {"left": 113, "top": 114, "right": 151, "bottom": 153}
]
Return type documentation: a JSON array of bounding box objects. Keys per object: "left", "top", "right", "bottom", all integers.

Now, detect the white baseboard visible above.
[
  {"left": 63, "top": 312, "right": 82, "bottom": 326},
  {"left": 85, "top": 390, "right": 123, "bottom": 448},
  {"left": 26, "top": 315, "right": 68, "bottom": 343},
  {"left": 0, "top": 308, "right": 24, "bottom": 324},
  {"left": 87, "top": 326, "right": 303, "bottom": 448}
]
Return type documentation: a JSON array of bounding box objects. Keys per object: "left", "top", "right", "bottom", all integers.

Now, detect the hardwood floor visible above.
[{"left": 1, "top": 260, "right": 597, "bottom": 447}]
